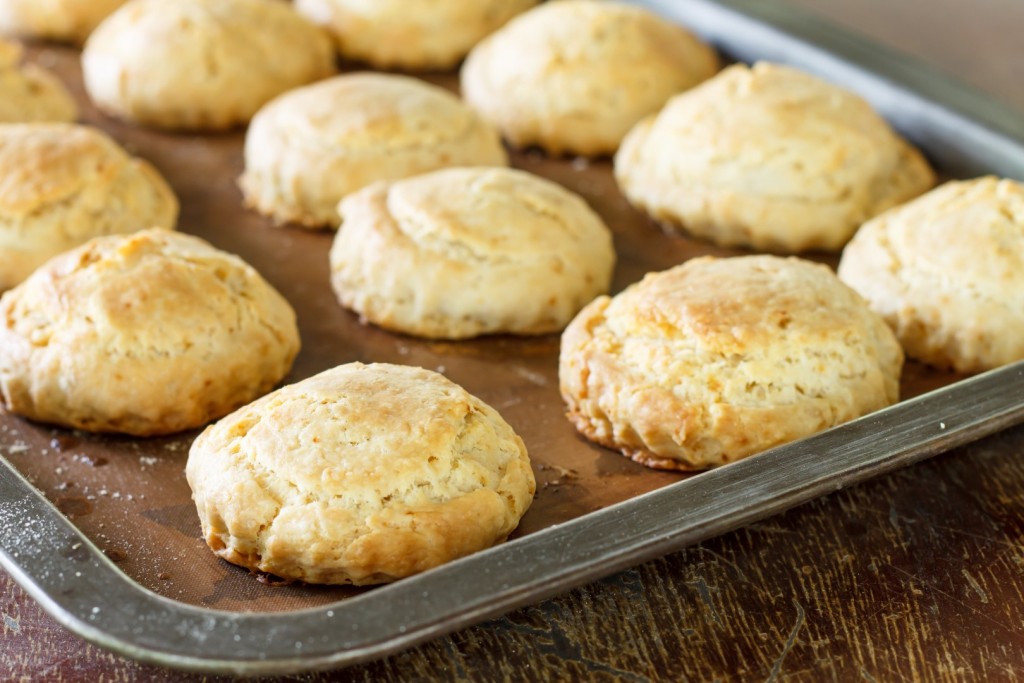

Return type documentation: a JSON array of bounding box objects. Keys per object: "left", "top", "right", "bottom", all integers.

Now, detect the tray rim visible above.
[{"left": 2, "top": 0, "right": 1024, "bottom": 674}]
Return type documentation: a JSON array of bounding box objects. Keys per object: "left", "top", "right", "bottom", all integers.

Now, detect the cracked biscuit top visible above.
[
  {"left": 559, "top": 255, "right": 903, "bottom": 470},
  {"left": 186, "top": 362, "right": 535, "bottom": 585},
  {"left": 81, "top": 0, "right": 335, "bottom": 130},
  {"left": 461, "top": 0, "right": 719, "bottom": 157},
  {"left": 0, "top": 123, "right": 177, "bottom": 290},
  {"left": 839, "top": 176, "right": 1024, "bottom": 373},
  {"left": 614, "top": 62, "right": 935, "bottom": 252},
  {"left": 240, "top": 73, "right": 508, "bottom": 228},
  {"left": 0, "top": 228, "right": 299, "bottom": 435},
  {"left": 330, "top": 166, "right": 616, "bottom": 339}
]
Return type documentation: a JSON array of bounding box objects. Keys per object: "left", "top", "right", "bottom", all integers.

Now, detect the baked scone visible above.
[
  {"left": 0, "top": 123, "right": 177, "bottom": 290},
  {"left": 81, "top": 0, "right": 335, "bottom": 131},
  {"left": 295, "top": 0, "right": 537, "bottom": 71},
  {"left": 0, "top": 40, "right": 77, "bottom": 123},
  {"left": 330, "top": 167, "right": 615, "bottom": 339},
  {"left": 0, "top": 0, "right": 126, "bottom": 44},
  {"left": 240, "top": 73, "right": 508, "bottom": 228},
  {"left": 560, "top": 255, "right": 903, "bottom": 470},
  {"left": 838, "top": 177, "right": 1024, "bottom": 373},
  {"left": 186, "top": 362, "right": 535, "bottom": 585},
  {"left": 615, "top": 62, "right": 936, "bottom": 252},
  {"left": 461, "top": 0, "right": 718, "bottom": 157},
  {"left": 0, "top": 229, "right": 300, "bottom": 436}
]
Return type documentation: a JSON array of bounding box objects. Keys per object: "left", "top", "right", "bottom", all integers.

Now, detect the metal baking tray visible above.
[{"left": 2, "top": 0, "right": 1024, "bottom": 674}]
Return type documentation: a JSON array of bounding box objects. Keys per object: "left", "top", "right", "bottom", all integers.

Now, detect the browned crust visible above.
[{"left": 566, "top": 408, "right": 704, "bottom": 473}]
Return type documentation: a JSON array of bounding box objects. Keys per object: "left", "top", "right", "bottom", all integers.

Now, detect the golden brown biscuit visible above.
[
  {"left": 615, "top": 62, "right": 935, "bottom": 252},
  {"left": 330, "top": 167, "right": 616, "bottom": 339},
  {"left": 0, "top": 40, "right": 77, "bottom": 123},
  {"left": 81, "top": 0, "right": 335, "bottom": 131},
  {"left": 0, "top": 229, "right": 300, "bottom": 436},
  {"left": 186, "top": 362, "right": 535, "bottom": 585},
  {"left": 0, "top": 0, "right": 126, "bottom": 44},
  {"left": 240, "top": 73, "right": 508, "bottom": 228},
  {"left": 0, "top": 123, "right": 177, "bottom": 290},
  {"left": 295, "top": 0, "right": 537, "bottom": 71},
  {"left": 838, "top": 177, "right": 1024, "bottom": 373},
  {"left": 461, "top": 0, "right": 719, "bottom": 157},
  {"left": 559, "top": 255, "right": 903, "bottom": 470}
]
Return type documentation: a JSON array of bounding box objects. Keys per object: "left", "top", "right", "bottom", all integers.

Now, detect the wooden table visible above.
[{"left": 3, "top": 1, "right": 1023, "bottom": 680}]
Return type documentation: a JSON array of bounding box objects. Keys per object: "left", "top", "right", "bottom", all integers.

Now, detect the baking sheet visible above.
[{"left": 1, "top": 0, "right": 1023, "bottom": 673}]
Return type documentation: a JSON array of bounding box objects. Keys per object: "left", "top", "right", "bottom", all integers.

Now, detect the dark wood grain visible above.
[{"left": 3, "top": 0, "right": 1024, "bottom": 679}]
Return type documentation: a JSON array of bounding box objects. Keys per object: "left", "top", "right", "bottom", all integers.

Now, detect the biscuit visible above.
[
  {"left": 838, "top": 177, "right": 1024, "bottom": 373},
  {"left": 461, "top": 0, "right": 718, "bottom": 157},
  {"left": 0, "top": 0, "right": 126, "bottom": 44},
  {"left": 559, "top": 255, "right": 903, "bottom": 470},
  {"left": 0, "top": 229, "right": 300, "bottom": 436},
  {"left": 0, "top": 40, "right": 77, "bottom": 123},
  {"left": 330, "top": 167, "right": 615, "bottom": 339},
  {"left": 0, "top": 123, "right": 178, "bottom": 290},
  {"left": 615, "top": 62, "right": 936, "bottom": 252},
  {"left": 295, "top": 0, "right": 537, "bottom": 71},
  {"left": 81, "top": 0, "right": 335, "bottom": 131},
  {"left": 240, "top": 73, "right": 508, "bottom": 228},
  {"left": 186, "top": 362, "right": 535, "bottom": 585}
]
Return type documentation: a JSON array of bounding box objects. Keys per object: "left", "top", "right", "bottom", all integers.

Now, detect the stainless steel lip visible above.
[{"left": 3, "top": 0, "right": 1024, "bottom": 674}]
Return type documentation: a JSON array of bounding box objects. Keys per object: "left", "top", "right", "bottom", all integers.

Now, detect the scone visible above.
[
  {"left": 330, "top": 167, "right": 615, "bottom": 339},
  {"left": 0, "top": 123, "right": 178, "bottom": 290},
  {"left": 560, "top": 255, "right": 903, "bottom": 470},
  {"left": 240, "top": 73, "right": 508, "bottom": 228},
  {"left": 461, "top": 0, "right": 718, "bottom": 157},
  {"left": 295, "top": 0, "right": 537, "bottom": 71},
  {"left": 186, "top": 362, "right": 535, "bottom": 585},
  {"left": 0, "top": 0, "right": 126, "bottom": 44},
  {"left": 0, "top": 229, "right": 300, "bottom": 436},
  {"left": 81, "top": 0, "right": 335, "bottom": 131},
  {"left": 0, "top": 40, "right": 77, "bottom": 123},
  {"left": 615, "top": 62, "right": 936, "bottom": 252},
  {"left": 838, "top": 177, "right": 1024, "bottom": 373}
]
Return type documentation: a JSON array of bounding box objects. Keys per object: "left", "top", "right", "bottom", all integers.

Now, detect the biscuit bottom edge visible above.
[{"left": 566, "top": 409, "right": 707, "bottom": 473}]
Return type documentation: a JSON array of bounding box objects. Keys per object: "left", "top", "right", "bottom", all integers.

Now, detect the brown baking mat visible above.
[{"left": 2, "top": 44, "right": 964, "bottom": 614}]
